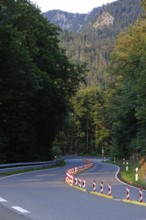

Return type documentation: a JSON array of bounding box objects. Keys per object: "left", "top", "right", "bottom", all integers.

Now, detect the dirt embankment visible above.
[{"left": 139, "top": 157, "right": 146, "bottom": 181}]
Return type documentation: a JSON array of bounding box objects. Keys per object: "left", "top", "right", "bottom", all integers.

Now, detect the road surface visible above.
[{"left": 0, "top": 156, "right": 145, "bottom": 220}]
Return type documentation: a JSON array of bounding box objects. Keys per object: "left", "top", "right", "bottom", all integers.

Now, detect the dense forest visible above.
[
  {"left": 0, "top": 0, "right": 86, "bottom": 162},
  {"left": 0, "top": 0, "right": 146, "bottom": 163},
  {"left": 51, "top": 0, "right": 146, "bottom": 159},
  {"left": 63, "top": 0, "right": 143, "bottom": 85}
]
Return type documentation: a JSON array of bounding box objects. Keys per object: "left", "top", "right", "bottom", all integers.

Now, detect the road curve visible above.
[
  {"left": 75, "top": 158, "right": 146, "bottom": 202},
  {"left": 0, "top": 156, "right": 145, "bottom": 220}
]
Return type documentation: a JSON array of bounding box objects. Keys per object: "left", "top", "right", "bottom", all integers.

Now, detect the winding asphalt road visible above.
[{"left": 0, "top": 156, "right": 146, "bottom": 220}]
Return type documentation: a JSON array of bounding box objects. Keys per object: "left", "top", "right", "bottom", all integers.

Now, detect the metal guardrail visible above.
[
  {"left": 0, "top": 161, "right": 56, "bottom": 168},
  {"left": 0, "top": 160, "right": 60, "bottom": 173}
]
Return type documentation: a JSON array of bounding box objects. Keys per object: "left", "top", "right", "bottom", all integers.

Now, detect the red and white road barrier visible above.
[
  {"left": 65, "top": 160, "right": 93, "bottom": 187},
  {"left": 108, "top": 184, "right": 112, "bottom": 196},
  {"left": 139, "top": 188, "right": 143, "bottom": 203},
  {"left": 126, "top": 186, "right": 130, "bottom": 200},
  {"left": 78, "top": 179, "right": 82, "bottom": 188},
  {"left": 83, "top": 179, "right": 86, "bottom": 188},
  {"left": 82, "top": 159, "right": 92, "bottom": 164},
  {"left": 100, "top": 181, "right": 103, "bottom": 193},
  {"left": 74, "top": 167, "right": 78, "bottom": 174},
  {"left": 93, "top": 180, "right": 96, "bottom": 192},
  {"left": 66, "top": 172, "right": 74, "bottom": 185}
]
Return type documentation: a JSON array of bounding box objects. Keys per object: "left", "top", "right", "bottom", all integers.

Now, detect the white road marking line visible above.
[
  {"left": 0, "top": 197, "right": 7, "bottom": 202},
  {"left": 11, "top": 206, "right": 30, "bottom": 214},
  {"left": 115, "top": 165, "right": 146, "bottom": 191}
]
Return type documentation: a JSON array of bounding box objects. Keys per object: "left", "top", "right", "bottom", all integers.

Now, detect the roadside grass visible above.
[
  {"left": 106, "top": 159, "right": 146, "bottom": 189},
  {"left": 121, "top": 168, "right": 146, "bottom": 189},
  {"left": 0, "top": 159, "right": 66, "bottom": 177}
]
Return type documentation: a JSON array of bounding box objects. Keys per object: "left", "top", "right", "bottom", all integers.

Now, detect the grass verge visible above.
[{"left": 106, "top": 159, "right": 146, "bottom": 189}]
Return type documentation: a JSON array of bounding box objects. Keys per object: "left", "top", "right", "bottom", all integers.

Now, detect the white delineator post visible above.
[
  {"left": 126, "top": 162, "right": 128, "bottom": 171},
  {"left": 123, "top": 158, "right": 125, "bottom": 165},
  {"left": 100, "top": 181, "right": 103, "bottom": 193},
  {"left": 139, "top": 188, "right": 143, "bottom": 203},
  {"left": 126, "top": 186, "right": 130, "bottom": 200},
  {"left": 135, "top": 167, "right": 138, "bottom": 181},
  {"left": 93, "top": 180, "right": 96, "bottom": 192}
]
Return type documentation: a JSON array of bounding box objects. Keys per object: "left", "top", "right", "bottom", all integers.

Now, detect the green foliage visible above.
[
  {"left": 60, "top": 87, "right": 109, "bottom": 154},
  {"left": 1, "top": 0, "right": 145, "bottom": 161},
  {"left": 107, "top": 3, "right": 146, "bottom": 159},
  {"left": 44, "top": 0, "right": 142, "bottom": 86},
  {"left": 43, "top": 0, "right": 146, "bottom": 159},
  {"left": 0, "top": 0, "right": 85, "bottom": 162}
]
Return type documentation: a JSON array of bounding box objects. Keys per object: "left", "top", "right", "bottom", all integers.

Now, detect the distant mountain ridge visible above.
[
  {"left": 43, "top": 0, "right": 143, "bottom": 86},
  {"left": 44, "top": 10, "right": 88, "bottom": 31},
  {"left": 43, "top": 0, "right": 142, "bottom": 32}
]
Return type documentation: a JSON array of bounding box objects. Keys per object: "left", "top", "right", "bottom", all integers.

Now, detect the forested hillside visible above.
[
  {"left": 1, "top": 0, "right": 146, "bottom": 163},
  {"left": 50, "top": 0, "right": 146, "bottom": 159},
  {"left": 107, "top": 2, "right": 146, "bottom": 158},
  {"left": 0, "top": 0, "right": 86, "bottom": 163},
  {"left": 44, "top": 0, "right": 142, "bottom": 32},
  {"left": 44, "top": 0, "right": 142, "bottom": 86}
]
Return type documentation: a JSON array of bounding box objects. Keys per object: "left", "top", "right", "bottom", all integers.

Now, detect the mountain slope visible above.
[
  {"left": 44, "top": 0, "right": 142, "bottom": 32},
  {"left": 44, "top": 10, "right": 87, "bottom": 31},
  {"left": 43, "top": 0, "right": 143, "bottom": 86}
]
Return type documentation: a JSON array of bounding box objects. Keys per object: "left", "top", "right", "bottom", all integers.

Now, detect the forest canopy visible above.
[
  {"left": 54, "top": 0, "right": 146, "bottom": 159},
  {"left": 0, "top": 0, "right": 86, "bottom": 162},
  {"left": 0, "top": 0, "right": 146, "bottom": 162},
  {"left": 107, "top": 0, "right": 146, "bottom": 158}
]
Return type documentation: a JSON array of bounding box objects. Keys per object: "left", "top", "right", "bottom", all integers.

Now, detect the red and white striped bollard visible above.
[
  {"left": 78, "top": 179, "right": 81, "bottom": 188},
  {"left": 108, "top": 184, "right": 112, "bottom": 196},
  {"left": 93, "top": 180, "right": 96, "bottom": 192},
  {"left": 74, "top": 177, "right": 78, "bottom": 186},
  {"left": 83, "top": 179, "right": 86, "bottom": 188},
  {"left": 139, "top": 188, "right": 143, "bottom": 203},
  {"left": 100, "top": 181, "right": 103, "bottom": 193},
  {"left": 70, "top": 175, "right": 73, "bottom": 185},
  {"left": 126, "top": 186, "right": 130, "bottom": 200}
]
